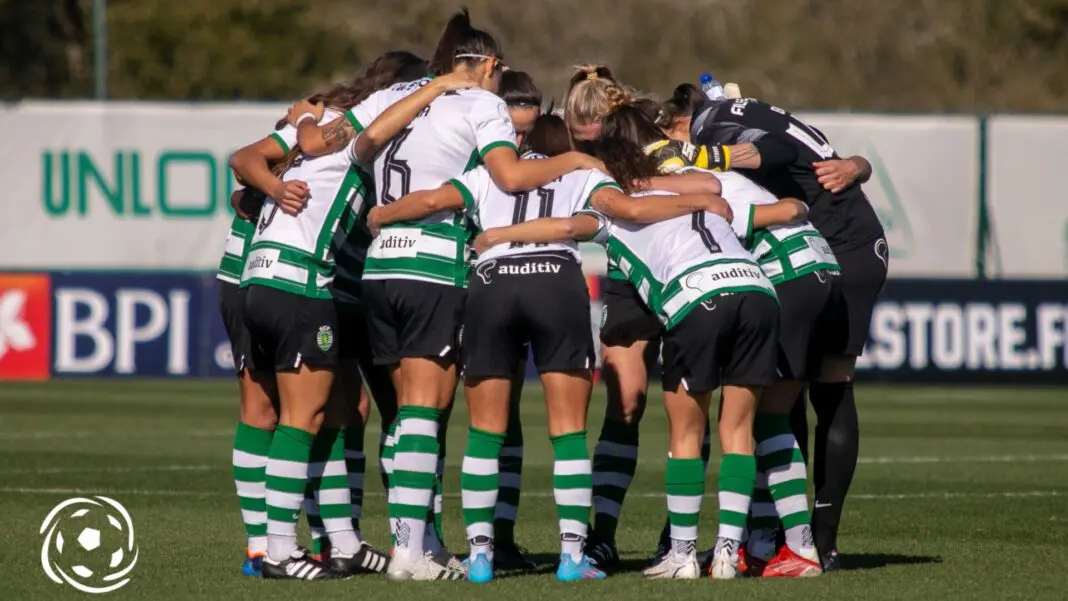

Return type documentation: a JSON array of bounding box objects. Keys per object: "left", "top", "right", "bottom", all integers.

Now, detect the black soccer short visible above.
[
  {"left": 362, "top": 279, "right": 465, "bottom": 366},
  {"left": 661, "top": 291, "right": 780, "bottom": 394},
  {"left": 599, "top": 277, "right": 664, "bottom": 347},
  {"left": 823, "top": 237, "right": 889, "bottom": 356},
  {"left": 463, "top": 253, "right": 595, "bottom": 380},
  {"left": 775, "top": 270, "right": 837, "bottom": 380},
  {"left": 243, "top": 284, "right": 339, "bottom": 372},
  {"left": 218, "top": 280, "right": 254, "bottom": 374}
]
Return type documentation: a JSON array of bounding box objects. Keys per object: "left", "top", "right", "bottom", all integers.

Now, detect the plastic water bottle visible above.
[{"left": 700, "top": 73, "right": 725, "bottom": 100}]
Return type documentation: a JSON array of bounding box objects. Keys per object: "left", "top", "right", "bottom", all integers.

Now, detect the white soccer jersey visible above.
[
  {"left": 242, "top": 110, "right": 371, "bottom": 299},
  {"left": 450, "top": 158, "right": 619, "bottom": 265},
  {"left": 680, "top": 167, "right": 839, "bottom": 284},
  {"left": 345, "top": 78, "right": 518, "bottom": 287},
  {"left": 598, "top": 190, "right": 777, "bottom": 329}
]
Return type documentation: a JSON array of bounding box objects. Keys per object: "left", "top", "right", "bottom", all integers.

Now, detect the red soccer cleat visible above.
[
  {"left": 738, "top": 548, "right": 769, "bottom": 578},
  {"left": 761, "top": 546, "right": 822, "bottom": 578}
]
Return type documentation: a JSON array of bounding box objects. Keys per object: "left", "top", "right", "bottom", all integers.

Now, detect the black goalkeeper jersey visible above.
[{"left": 690, "top": 97, "right": 885, "bottom": 252}]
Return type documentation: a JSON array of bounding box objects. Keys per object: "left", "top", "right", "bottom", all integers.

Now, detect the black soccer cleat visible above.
[
  {"left": 820, "top": 549, "right": 841, "bottom": 573},
  {"left": 261, "top": 549, "right": 348, "bottom": 581},
  {"left": 585, "top": 530, "right": 621, "bottom": 569},
  {"left": 329, "top": 542, "right": 391, "bottom": 575},
  {"left": 493, "top": 539, "right": 536, "bottom": 571}
]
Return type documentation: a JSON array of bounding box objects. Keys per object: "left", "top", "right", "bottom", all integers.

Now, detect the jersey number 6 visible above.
[{"left": 380, "top": 128, "right": 414, "bottom": 205}]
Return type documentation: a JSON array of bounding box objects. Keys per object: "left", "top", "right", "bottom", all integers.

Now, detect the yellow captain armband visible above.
[{"left": 698, "top": 144, "right": 731, "bottom": 172}]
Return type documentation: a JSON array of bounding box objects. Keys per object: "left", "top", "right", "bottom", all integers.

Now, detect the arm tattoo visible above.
[
  {"left": 322, "top": 119, "right": 355, "bottom": 147},
  {"left": 728, "top": 143, "right": 760, "bottom": 168}
]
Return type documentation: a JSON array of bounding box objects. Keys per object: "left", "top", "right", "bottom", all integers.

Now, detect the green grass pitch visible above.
[{"left": 2, "top": 381, "right": 1066, "bottom": 599}]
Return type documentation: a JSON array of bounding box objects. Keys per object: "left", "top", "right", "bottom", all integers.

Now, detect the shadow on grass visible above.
[{"left": 838, "top": 553, "right": 943, "bottom": 571}]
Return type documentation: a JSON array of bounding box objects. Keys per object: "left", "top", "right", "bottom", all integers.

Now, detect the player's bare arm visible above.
[
  {"left": 641, "top": 172, "right": 722, "bottom": 195},
  {"left": 483, "top": 146, "right": 603, "bottom": 193},
  {"left": 751, "top": 198, "right": 808, "bottom": 228},
  {"left": 591, "top": 187, "right": 732, "bottom": 224},
  {"left": 475, "top": 214, "right": 602, "bottom": 255},
  {"left": 229, "top": 137, "right": 309, "bottom": 215},
  {"left": 290, "top": 101, "right": 348, "bottom": 157},
  {"left": 354, "top": 72, "right": 481, "bottom": 163},
  {"left": 367, "top": 185, "right": 465, "bottom": 232}
]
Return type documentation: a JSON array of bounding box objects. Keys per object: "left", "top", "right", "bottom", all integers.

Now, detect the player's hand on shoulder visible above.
[
  {"left": 434, "top": 70, "right": 482, "bottom": 92},
  {"left": 569, "top": 152, "right": 607, "bottom": 173},
  {"left": 287, "top": 99, "right": 325, "bottom": 127},
  {"left": 366, "top": 207, "right": 384, "bottom": 238},
  {"left": 813, "top": 158, "right": 859, "bottom": 194},
  {"left": 473, "top": 230, "right": 501, "bottom": 256}
]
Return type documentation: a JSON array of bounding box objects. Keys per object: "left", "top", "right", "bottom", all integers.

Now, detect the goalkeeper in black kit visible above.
[{"left": 680, "top": 90, "right": 887, "bottom": 572}]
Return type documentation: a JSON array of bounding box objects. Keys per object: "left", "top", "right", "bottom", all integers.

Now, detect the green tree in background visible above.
[{"left": 2, "top": 0, "right": 1067, "bottom": 110}]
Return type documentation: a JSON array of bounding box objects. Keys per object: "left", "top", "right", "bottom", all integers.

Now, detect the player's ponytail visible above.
[
  {"left": 659, "top": 82, "right": 704, "bottom": 128},
  {"left": 429, "top": 9, "right": 502, "bottom": 75}
]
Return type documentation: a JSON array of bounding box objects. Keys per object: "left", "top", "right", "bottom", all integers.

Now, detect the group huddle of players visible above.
[{"left": 218, "top": 9, "right": 889, "bottom": 584}]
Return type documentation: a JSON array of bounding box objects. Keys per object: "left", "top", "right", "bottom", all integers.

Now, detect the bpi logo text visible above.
[{"left": 52, "top": 274, "right": 198, "bottom": 376}]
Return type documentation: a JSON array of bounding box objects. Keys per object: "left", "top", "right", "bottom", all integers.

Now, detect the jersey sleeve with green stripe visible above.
[
  {"left": 452, "top": 162, "right": 618, "bottom": 265},
  {"left": 269, "top": 124, "right": 298, "bottom": 154},
  {"left": 216, "top": 216, "right": 256, "bottom": 284},
  {"left": 603, "top": 190, "right": 777, "bottom": 329},
  {"left": 242, "top": 110, "right": 368, "bottom": 299},
  {"left": 360, "top": 86, "right": 519, "bottom": 288}
]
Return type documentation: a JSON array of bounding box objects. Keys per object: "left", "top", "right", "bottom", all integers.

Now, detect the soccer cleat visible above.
[
  {"left": 821, "top": 549, "right": 841, "bottom": 572},
  {"left": 433, "top": 548, "right": 467, "bottom": 573},
  {"left": 241, "top": 549, "right": 265, "bottom": 577},
  {"left": 556, "top": 554, "right": 606, "bottom": 582},
  {"left": 329, "top": 542, "right": 390, "bottom": 576},
  {"left": 739, "top": 547, "right": 770, "bottom": 578},
  {"left": 761, "top": 546, "right": 822, "bottom": 578},
  {"left": 464, "top": 553, "right": 495, "bottom": 583},
  {"left": 493, "top": 540, "right": 536, "bottom": 570},
  {"left": 642, "top": 551, "right": 700, "bottom": 580},
  {"left": 385, "top": 550, "right": 466, "bottom": 581},
  {"left": 585, "top": 531, "right": 621, "bottom": 569},
  {"left": 261, "top": 548, "right": 347, "bottom": 580},
  {"left": 707, "top": 543, "right": 742, "bottom": 580}
]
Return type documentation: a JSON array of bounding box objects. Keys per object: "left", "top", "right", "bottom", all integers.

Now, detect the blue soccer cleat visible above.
[
  {"left": 464, "top": 553, "right": 494, "bottom": 583},
  {"left": 556, "top": 553, "right": 606, "bottom": 582},
  {"left": 241, "top": 549, "right": 265, "bottom": 577}
]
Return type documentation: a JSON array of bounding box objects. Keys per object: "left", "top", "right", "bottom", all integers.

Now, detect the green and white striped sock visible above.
[
  {"left": 462, "top": 427, "right": 505, "bottom": 559},
  {"left": 755, "top": 413, "right": 815, "bottom": 556},
  {"left": 551, "top": 431, "right": 592, "bottom": 562},
  {"left": 232, "top": 422, "right": 272, "bottom": 554},
  {"left": 665, "top": 457, "right": 704, "bottom": 557},
  {"left": 494, "top": 420, "right": 523, "bottom": 543},
  {"left": 717, "top": 453, "right": 757, "bottom": 544},
  {"left": 310, "top": 428, "right": 360, "bottom": 554},
  {"left": 591, "top": 419, "right": 639, "bottom": 541},
  {"left": 265, "top": 425, "right": 314, "bottom": 561},
  {"left": 343, "top": 428, "right": 365, "bottom": 537},
  {"left": 381, "top": 420, "right": 398, "bottom": 546},
  {"left": 390, "top": 406, "right": 440, "bottom": 561}
]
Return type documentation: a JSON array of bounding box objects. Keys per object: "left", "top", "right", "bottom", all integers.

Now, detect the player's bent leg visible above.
[
  {"left": 589, "top": 341, "right": 654, "bottom": 567},
  {"left": 810, "top": 353, "right": 859, "bottom": 572},
  {"left": 708, "top": 385, "right": 760, "bottom": 581},
  {"left": 751, "top": 380, "right": 821, "bottom": 578},
  {"left": 459, "top": 377, "right": 511, "bottom": 583},
  {"left": 233, "top": 368, "right": 278, "bottom": 576},
  {"left": 262, "top": 364, "right": 347, "bottom": 580},
  {"left": 644, "top": 384, "right": 707, "bottom": 580}
]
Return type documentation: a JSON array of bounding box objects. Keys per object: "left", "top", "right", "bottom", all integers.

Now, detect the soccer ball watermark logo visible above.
[{"left": 40, "top": 496, "right": 138, "bottom": 594}]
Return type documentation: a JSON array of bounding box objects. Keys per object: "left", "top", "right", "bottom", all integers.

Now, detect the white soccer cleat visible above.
[
  {"left": 708, "top": 545, "right": 742, "bottom": 580},
  {"left": 643, "top": 551, "right": 700, "bottom": 580},
  {"left": 385, "top": 549, "right": 465, "bottom": 581}
]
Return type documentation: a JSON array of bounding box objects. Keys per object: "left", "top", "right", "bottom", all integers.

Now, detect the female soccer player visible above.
[
  {"left": 472, "top": 133, "right": 781, "bottom": 580},
  {"left": 228, "top": 51, "right": 429, "bottom": 581},
  {"left": 294, "top": 10, "right": 602, "bottom": 582},
  {"left": 367, "top": 113, "right": 728, "bottom": 583}
]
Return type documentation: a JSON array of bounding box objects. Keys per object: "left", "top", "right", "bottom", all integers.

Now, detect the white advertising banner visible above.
[
  {"left": 987, "top": 116, "right": 1068, "bottom": 278},
  {"left": 0, "top": 101, "right": 287, "bottom": 270},
  {"left": 0, "top": 104, "right": 983, "bottom": 277},
  {"left": 797, "top": 113, "right": 979, "bottom": 277}
]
